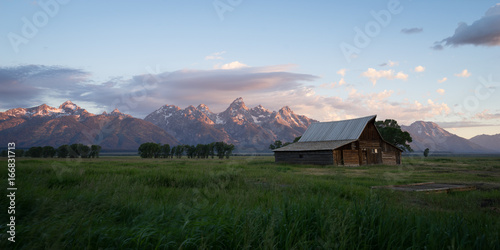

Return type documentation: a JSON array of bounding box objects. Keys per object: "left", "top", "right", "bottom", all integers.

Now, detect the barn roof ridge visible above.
[
  {"left": 310, "top": 115, "right": 376, "bottom": 125},
  {"left": 298, "top": 115, "right": 377, "bottom": 142}
]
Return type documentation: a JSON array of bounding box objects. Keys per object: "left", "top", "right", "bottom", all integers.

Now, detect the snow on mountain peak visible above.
[
  {"left": 59, "top": 100, "right": 78, "bottom": 110},
  {"left": 229, "top": 97, "right": 248, "bottom": 110},
  {"left": 197, "top": 104, "right": 212, "bottom": 113}
]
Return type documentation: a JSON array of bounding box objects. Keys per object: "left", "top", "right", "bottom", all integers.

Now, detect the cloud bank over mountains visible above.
[{"left": 0, "top": 63, "right": 456, "bottom": 126}]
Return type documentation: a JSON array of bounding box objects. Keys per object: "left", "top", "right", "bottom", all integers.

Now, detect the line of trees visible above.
[
  {"left": 0, "top": 144, "right": 102, "bottom": 158},
  {"left": 138, "top": 142, "right": 235, "bottom": 159}
]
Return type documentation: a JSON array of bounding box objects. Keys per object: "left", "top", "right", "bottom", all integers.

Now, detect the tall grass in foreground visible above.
[{"left": 0, "top": 157, "right": 499, "bottom": 249}]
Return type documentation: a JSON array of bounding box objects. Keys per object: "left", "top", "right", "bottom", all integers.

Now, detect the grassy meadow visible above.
[{"left": 1, "top": 155, "right": 499, "bottom": 249}]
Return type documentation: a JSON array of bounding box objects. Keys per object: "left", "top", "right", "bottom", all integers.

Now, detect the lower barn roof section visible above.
[{"left": 273, "top": 140, "right": 356, "bottom": 152}]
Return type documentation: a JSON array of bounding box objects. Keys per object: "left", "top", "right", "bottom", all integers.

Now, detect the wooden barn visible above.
[{"left": 273, "top": 115, "right": 402, "bottom": 165}]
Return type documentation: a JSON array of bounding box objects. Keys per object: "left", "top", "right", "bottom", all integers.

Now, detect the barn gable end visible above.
[{"left": 273, "top": 115, "right": 402, "bottom": 166}]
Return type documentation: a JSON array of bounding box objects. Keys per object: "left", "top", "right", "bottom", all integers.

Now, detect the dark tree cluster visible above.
[
  {"left": 375, "top": 119, "right": 413, "bottom": 152},
  {"left": 59, "top": 144, "right": 102, "bottom": 158},
  {"left": 269, "top": 136, "right": 301, "bottom": 150},
  {"left": 138, "top": 142, "right": 235, "bottom": 159}
]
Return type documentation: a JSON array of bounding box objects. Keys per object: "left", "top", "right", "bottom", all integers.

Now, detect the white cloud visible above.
[
  {"left": 205, "top": 51, "right": 226, "bottom": 60},
  {"left": 438, "top": 77, "right": 447, "bottom": 83},
  {"left": 436, "top": 88, "right": 445, "bottom": 95},
  {"left": 455, "top": 69, "right": 471, "bottom": 78},
  {"left": 427, "top": 99, "right": 450, "bottom": 115},
  {"left": 215, "top": 61, "right": 249, "bottom": 70},
  {"left": 337, "top": 68, "right": 347, "bottom": 77},
  {"left": 414, "top": 65, "right": 425, "bottom": 72},
  {"left": 361, "top": 68, "right": 408, "bottom": 85}
]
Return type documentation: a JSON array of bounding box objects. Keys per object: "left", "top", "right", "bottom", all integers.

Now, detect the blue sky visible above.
[{"left": 1, "top": 0, "right": 500, "bottom": 138}]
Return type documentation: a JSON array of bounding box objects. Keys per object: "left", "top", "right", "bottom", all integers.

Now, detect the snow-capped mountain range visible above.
[
  {"left": 144, "top": 97, "right": 316, "bottom": 151},
  {"left": 0, "top": 101, "right": 176, "bottom": 150},
  {"left": 0, "top": 98, "right": 498, "bottom": 153}
]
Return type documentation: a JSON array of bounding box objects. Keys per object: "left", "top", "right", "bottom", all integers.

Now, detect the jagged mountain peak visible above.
[
  {"left": 228, "top": 97, "right": 249, "bottom": 110},
  {"left": 59, "top": 100, "right": 79, "bottom": 110},
  {"left": 197, "top": 104, "right": 213, "bottom": 113},
  {"left": 155, "top": 105, "right": 181, "bottom": 113},
  {"left": 407, "top": 121, "right": 452, "bottom": 137},
  {"left": 107, "top": 108, "right": 132, "bottom": 118},
  {"left": 279, "top": 106, "right": 293, "bottom": 113},
  {"left": 253, "top": 104, "right": 269, "bottom": 112},
  {"left": 412, "top": 120, "right": 439, "bottom": 127}
]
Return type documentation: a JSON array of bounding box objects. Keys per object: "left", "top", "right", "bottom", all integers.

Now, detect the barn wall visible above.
[
  {"left": 333, "top": 150, "right": 342, "bottom": 165},
  {"left": 274, "top": 151, "right": 334, "bottom": 165},
  {"left": 382, "top": 151, "right": 397, "bottom": 165},
  {"left": 359, "top": 122, "right": 382, "bottom": 141},
  {"left": 380, "top": 141, "right": 401, "bottom": 165},
  {"left": 342, "top": 150, "right": 360, "bottom": 166}
]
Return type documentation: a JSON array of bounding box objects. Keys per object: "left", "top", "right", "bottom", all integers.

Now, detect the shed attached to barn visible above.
[{"left": 273, "top": 115, "right": 402, "bottom": 165}]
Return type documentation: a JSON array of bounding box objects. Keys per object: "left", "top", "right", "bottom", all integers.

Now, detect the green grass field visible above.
[{"left": 1, "top": 156, "right": 499, "bottom": 249}]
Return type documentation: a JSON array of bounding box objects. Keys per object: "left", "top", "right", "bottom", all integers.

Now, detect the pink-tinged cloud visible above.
[
  {"left": 474, "top": 110, "right": 500, "bottom": 120},
  {"left": 414, "top": 65, "right": 425, "bottom": 72},
  {"left": 438, "top": 77, "right": 448, "bottom": 83},
  {"left": 337, "top": 68, "right": 347, "bottom": 77},
  {"left": 215, "top": 61, "right": 249, "bottom": 70},
  {"left": 361, "top": 68, "right": 408, "bottom": 85},
  {"left": 319, "top": 82, "right": 336, "bottom": 89},
  {"left": 338, "top": 78, "right": 346, "bottom": 86},
  {"left": 436, "top": 88, "right": 445, "bottom": 95},
  {"left": 455, "top": 69, "right": 471, "bottom": 77},
  {"left": 0, "top": 64, "right": 456, "bottom": 128}
]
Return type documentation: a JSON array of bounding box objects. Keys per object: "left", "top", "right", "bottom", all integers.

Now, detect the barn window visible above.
[
  {"left": 299, "top": 154, "right": 304, "bottom": 158},
  {"left": 372, "top": 149, "right": 378, "bottom": 154}
]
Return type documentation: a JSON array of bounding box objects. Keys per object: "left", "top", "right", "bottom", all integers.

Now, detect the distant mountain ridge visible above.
[
  {"left": 0, "top": 101, "right": 177, "bottom": 150},
  {"left": 401, "top": 121, "right": 494, "bottom": 154},
  {"left": 469, "top": 134, "right": 500, "bottom": 152},
  {"left": 144, "top": 97, "right": 317, "bottom": 152}
]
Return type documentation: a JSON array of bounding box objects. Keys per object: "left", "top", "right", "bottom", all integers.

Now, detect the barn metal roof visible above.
[
  {"left": 273, "top": 140, "right": 356, "bottom": 151},
  {"left": 298, "top": 115, "right": 377, "bottom": 142}
]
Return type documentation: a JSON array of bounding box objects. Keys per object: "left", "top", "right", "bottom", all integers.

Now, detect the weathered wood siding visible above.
[
  {"left": 380, "top": 141, "right": 401, "bottom": 165},
  {"left": 342, "top": 150, "right": 359, "bottom": 166},
  {"left": 275, "top": 151, "right": 333, "bottom": 165},
  {"left": 333, "top": 150, "right": 342, "bottom": 165}
]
